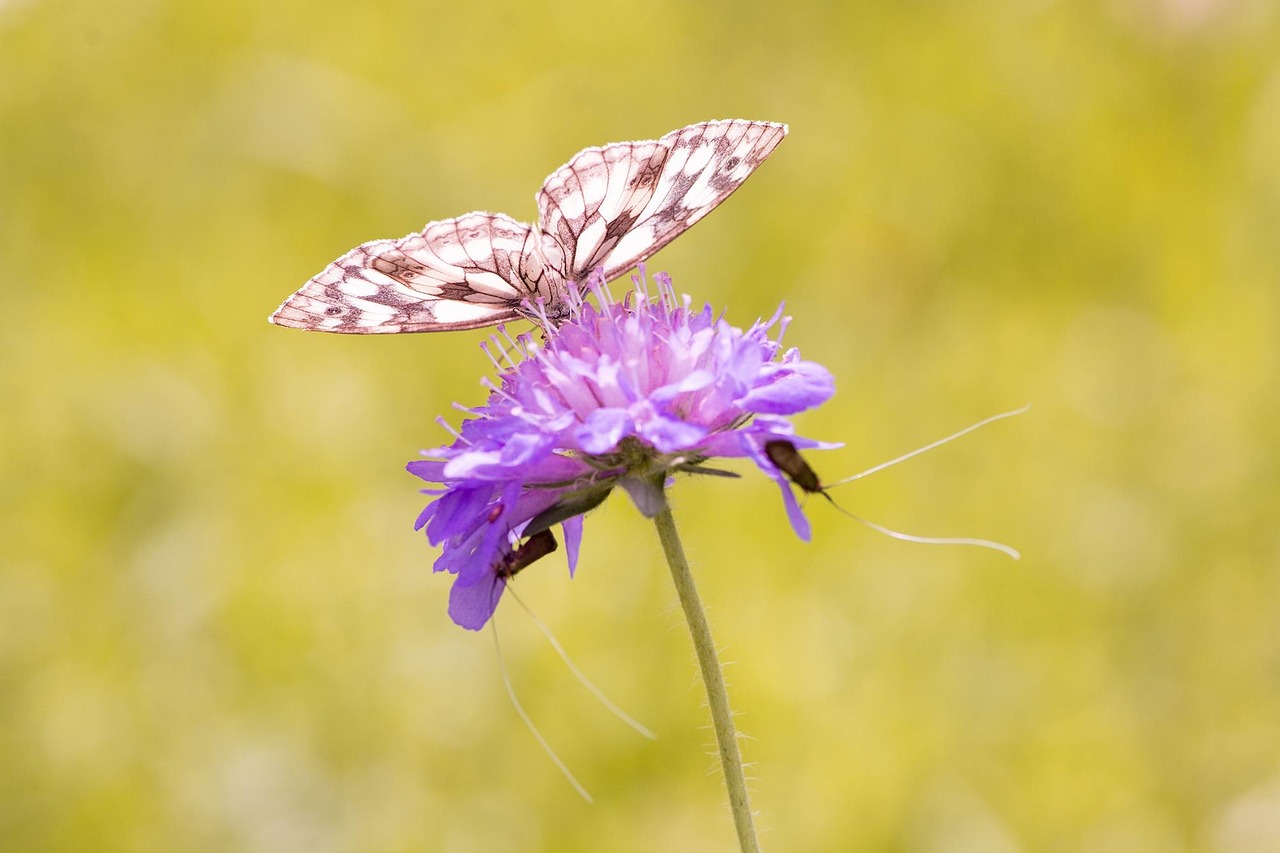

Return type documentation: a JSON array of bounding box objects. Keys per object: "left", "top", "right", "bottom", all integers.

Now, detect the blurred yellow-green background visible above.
[{"left": 4, "top": 1, "right": 1279, "bottom": 850}]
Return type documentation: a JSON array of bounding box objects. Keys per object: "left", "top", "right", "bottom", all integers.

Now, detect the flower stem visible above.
[{"left": 652, "top": 494, "right": 761, "bottom": 853}]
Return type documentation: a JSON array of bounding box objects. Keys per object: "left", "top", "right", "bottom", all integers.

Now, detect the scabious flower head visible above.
[{"left": 408, "top": 272, "right": 837, "bottom": 630}]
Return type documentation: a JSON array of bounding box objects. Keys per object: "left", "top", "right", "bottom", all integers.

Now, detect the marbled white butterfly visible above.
[{"left": 269, "top": 119, "right": 787, "bottom": 334}]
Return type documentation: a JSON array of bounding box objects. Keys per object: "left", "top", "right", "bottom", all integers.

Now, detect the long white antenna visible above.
[
  {"left": 832, "top": 505, "right": 1021, "bottom": 559},
  {"left": 828, "top": 404, "right": 1030, "bottom": 488},
  {"left": 774, "top": 404, "right": 1028, "bottom": 558},
  {"left": 491, "top": 624, "right": 594, "bottom": 803},
  {"left": 507, "top": 587, "right": 656, "bottom": 739}
]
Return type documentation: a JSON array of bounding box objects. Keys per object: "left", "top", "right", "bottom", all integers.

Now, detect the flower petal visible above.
[
  {"left": 562, "top": 515, "right": 584, "bottom": 577},
  {"left": 448, "top": 572, "right": 504, "bottom": 631},
  {"left": 776, "top": 476, "right": 812, "bottom": 542},
  {"left": 577, "top": 408, "right": 633, "bottom": 454},
  {"left": 740, "top": 361, "right": 835, "bottom": 414}
]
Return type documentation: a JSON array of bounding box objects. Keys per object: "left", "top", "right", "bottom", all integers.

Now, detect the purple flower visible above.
[{"left": 408, "top": 272, "right": 837, "bottom": 630}]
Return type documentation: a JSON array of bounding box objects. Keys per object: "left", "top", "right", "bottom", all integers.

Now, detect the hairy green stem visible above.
[{"left": 652, "top": 494, "right": 760, "bottom": 853}]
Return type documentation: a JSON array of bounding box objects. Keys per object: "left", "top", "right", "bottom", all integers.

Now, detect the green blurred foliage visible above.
[{"left": 3, "top": 0, "right": 1279, "bottom": 850}]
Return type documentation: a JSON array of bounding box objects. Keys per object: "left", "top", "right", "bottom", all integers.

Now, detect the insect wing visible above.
[
  {"left": 270, "top": 119, "right": 787, "bottom": 333},
  {"left": 764, "top": 439, "right": 825, "bottom": 495},
  {"left": 535, "top": 141, "right": 669, "bottom": 279},
  {"left": 270, "top": 212, "right": 551, "bottom": 334},
  {"left": 498, "top": 529, "right": 559, "bottom": 580},
  {"left": 597, "top": 119, "right": 788, "bottom": 281}
]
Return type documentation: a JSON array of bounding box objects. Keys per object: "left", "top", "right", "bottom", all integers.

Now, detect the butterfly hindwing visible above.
[{"left": 270, "top": 212, "right": 547, "bottom": 334}]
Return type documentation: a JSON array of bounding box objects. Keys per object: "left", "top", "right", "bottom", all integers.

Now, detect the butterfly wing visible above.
[
  {"left": 270, "top": 212, "right": 558, "bottom": 334},
  {"left": 271, "top": 119, "right": 786, "bottom": 334},
  {"left": 535, "top": 119, "right": 787, "bottom": 284},
  {"left": 598, "top": 120, "right": 786, "bottom": 281},
  {"left": 535, "top": 141, "right": 670, "bottom": 279}
]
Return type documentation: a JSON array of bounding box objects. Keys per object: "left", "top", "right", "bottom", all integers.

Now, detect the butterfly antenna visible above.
[
  {"left": 520, "top": 297, "right": 560, "bottom": 337},
  {"left": 491, "top": 623, "right": 594, "bottom": 803},
  {"left": 827, "top": 404, "right": 1030, "bottom": 488},
  {"left": 827, "top": 501, "right": 1020, "bottom": 559},
  {"left": 506, "top": 587, "right": 656, "bottom": 740}
]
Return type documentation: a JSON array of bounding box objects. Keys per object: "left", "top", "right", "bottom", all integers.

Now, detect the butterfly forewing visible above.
[
  {"left": 536, "top": 141, "right": 669, "bottom": 278},
  {"left": 599, "top": 120, "right": 788, "bottom": 281},
  {"left": 269, "top": 119, "right": 787, "bottom": 334}
]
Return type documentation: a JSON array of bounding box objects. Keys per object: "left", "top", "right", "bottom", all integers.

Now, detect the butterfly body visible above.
[{"left": 270, "top": 119, "right": 787, "bottom": 334}]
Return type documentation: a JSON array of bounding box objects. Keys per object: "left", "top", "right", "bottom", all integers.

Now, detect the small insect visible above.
[
  {"left": 497, "top": 529, "right": 559, "bottom": 580},
  {"left": 761, "top": 406, "right": 1030, "bottom": 560},
  {"left": 764, "top": 439, "right": 835, "bottom": 503},
  {"left": 269, "top": 119, "right": 787, "bottom": 334}
]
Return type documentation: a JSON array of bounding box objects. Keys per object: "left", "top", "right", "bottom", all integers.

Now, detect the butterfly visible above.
[{"left": 268, "top": 119, "right": 787, "bottom": 334}]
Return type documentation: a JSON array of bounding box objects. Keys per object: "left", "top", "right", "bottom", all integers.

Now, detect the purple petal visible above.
[
  {"left": 448, "top": 572, "right": 504, "bottom": 631},
  {"left": 648, "top": 369, "right": 715, "bottom": 403},
  {"left": 740, "top": 362, "right": 835, "bottom": 414},
  {"left": 413, "top": 502, "right": 436, "bottom": 532},
  {"left": 425, "top": 486, "right": 494, "bottom": 545},
  {"left": 776, "top": 477, "right": 812, "bottom": 541},
  {"left": 406, "top": 459, "right": 449, "bottom": 481},
  {"left": 562, "top": 515, "right": 584, "bottom": 577},
  {"left": 577, "top": 408, "right": 633, "bottom": 454},
  {"left": 640, "top": 415, "right": 708, "bottom": 453}
]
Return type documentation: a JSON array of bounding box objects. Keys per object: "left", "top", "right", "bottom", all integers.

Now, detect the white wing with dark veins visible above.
[
  {"left": 596, "top": 120, "right": 788, "bottom": 282},
  {"left": 269, "top": 120, "right": 787, "bottom": 334},
  {"left": 270, "top": 212, "right": 557, "bottom": 334},
  {"left": 535, "top": 140, "right": 669, "bottom": 279}
]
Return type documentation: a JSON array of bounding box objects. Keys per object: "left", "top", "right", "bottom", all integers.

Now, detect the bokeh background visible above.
[{"left": 4, "top": 0, "right": 1279, "bottom": 850}]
